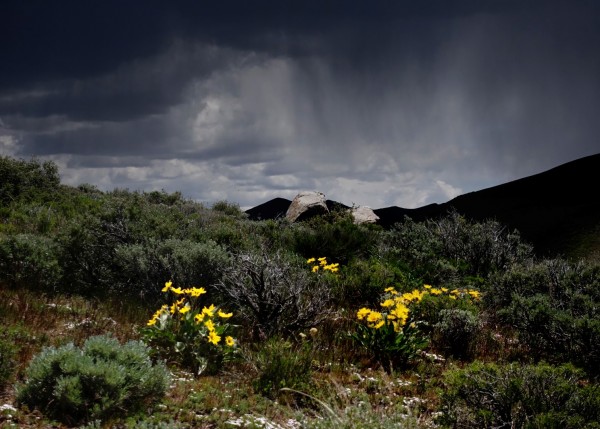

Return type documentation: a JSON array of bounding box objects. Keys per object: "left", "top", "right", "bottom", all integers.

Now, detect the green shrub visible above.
[
  {"left": 341, "top": 257, "right": 414, "bottom": 307},
  {"left": 499, "top": 294, "right": 600, "bottom": 375},
  {"left": 0, "top": 337, "right": 16, "bottom": 391},
  {"left": 57, "top": 216, "right": 118, "bottom": 296},
  {"left": 292, "top": 214, "right": 379, "bottom": 264},
  {"left": 408, "top": 286, "right": 481, "bottom": 330},
  {"left": 439, "top": 361, "right": 600, "bottom": 429},
  {"left": 488, "top": 260, "right": 600, "bottom": 375},
  {"left": 0, "top": 233, "right": 62, "bottom": 291},
  {"left": 0, "top": 156, "right": 60, "bottom": 204},
  {"left": 212, "top": 200, "right": 245, "bottom": 218},
  {"left": 251, "top": 337, "right": 314, "bottom": 399},
  {"left": 114, "top": 238, "right": 229, "bottom": 300},
  {"left": 384, "top": 213, "right": 533, "bottom": 284},
  {"left": 433, "top": 309, "right": 479, "bottom": 359},
  {"left": 432, "top": 212, "right": 533, "bottom": 277},
  {"left": 484, "top": 261, "right": 551, "bottom": 310},
  {"left": 16, "top": 334, "right": 170, "bottom": 426}
]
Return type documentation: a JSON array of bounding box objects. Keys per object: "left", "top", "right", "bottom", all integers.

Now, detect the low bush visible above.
[
  {"left": 0, "top": 156, "right": 60, "bottom": 204},
  {"left": 216, "top": 250, "right": 335, "bottom": 338},
  {"left": 341, "top": 257, "right": 414, "bottom": 307},
  {"left": 115, "top": 238, "right": 229, "bottom": 300},
  {"left": 250, "top": 337, "right": 314, "bottom": 399},
  {"left": 0, "top": 337, "right": 16, "bottom": 391},
  {"left": 211, "top": 200, "right": 245, "bottom": 218},
  {"left": 433, "top": 308, "right": 479, "bottom": 359},
  {"left": 488, "top": 260, "right": 600, "bottom": 375},
  {"left": 439, "top": 361, "right": 600, "bottom": 429},
  {"left": 0, "top": 233, "right": 62, "bottom": 291},
  {"left": 384, "top": 213, "right": 533, "bottom": 284},
  {"left": 292, "top": 213, "right": 379, "bottom": 264},
  {"left": 16, "top": 334, "right": 170, "bottom": 426}
]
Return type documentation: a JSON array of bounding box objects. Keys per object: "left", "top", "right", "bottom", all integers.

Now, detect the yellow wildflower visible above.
[
  {"left": 402, "top": 290, "right": 425, "bottom": 302},
  {"left": 468, "top": 290, "right": 481, "bottom": 299},
  {"left": 218, "top": 310, "right": 233, "bottom": 319},
  {"left": 318, "top": 257, "right": 327, "bottom": 261},
  {"left": 162, "top": 280, "right": 173, "bottom": 292},
  {"left": 441, "top": 287, "right": 449, "bottom": 293},
  {"left": 357, "top": 308, "right": 371, "bottom": 320},
  {"left": 424, "top": 284, "right": 432, "bottom": 289},
  {"left": 401, "top": 292, "right": 412, "bottom": 302},
  {"left": 225, "top": 336, "right": 235, "bottom": 346},
  {"left": 204, "top": 319, "right": 215, "bottom": 332},
  {"left": 150, "top": 306, "right": 166, "bottom": 320},
  {"left": 390, "top": 304, "right": 409, "bottom": 326},
  {"left": 323, "top": 263, "right": 339, "bottom": 272},
  {"left": 371, "top": 320, "right": 385, "bottom": 329},
  {"left": 147, "top": 318, "right": 157, "bottom": 326},
  {"left": 179, "top": 304, "right": 191, "bottom": 314},
  {"left": 430, "top": 288, "right": 443, "bottom": 295},
  {"left": 191, "top": 287, "right": 207, "bottom": 297},
  {"left": 170, "top": 298, "right": 186, "bottom": 314},
  {"left": 449, "top": 295, "right": 457, "bottom": 300},
  {"left": 202, "top": 304, "right": 216, "bottom": 317},
  {"left": 380, "top": 299, "right": 395, "bottom": 308},
  {"left": 307, "top": 257, "right": 316, "bottom": 264},
  {"left": 384, "top": 286, "right": 396, "bottom": 293},
  {"left": 194, "top": 313, "right": 205, "bottom": 323},
  {"left": 412, "top": 290, "right": 426, "bottom": 301},
  {"left": 170, "top": 286, "right": 184, "bottom": 295},
  {"left": 366, "top": 311, "right": 383, "bottom": 323},
  {"left": 207, "top": 331, "right": 221, "bottom": 345},
  {"left": 312, "top": 265, "right": 319, "bottom": 273}
]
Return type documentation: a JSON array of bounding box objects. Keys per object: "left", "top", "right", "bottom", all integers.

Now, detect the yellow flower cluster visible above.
[
  {"left": 357, "top": 287, "right": 415, "bottom": 332},
  {"left": 357, "top": 284, "right": 482, "bottom": 332},
  {"left": 147, "top": 281, "right": 235, "bottom": 347},
  {"left": 307, "top": 257, "right": 339, "bottom": 273},
  {"left": 162, "top": 280, "right": 207, "bottom": 297},
  {"left": 417, "top": 284, "right": 481, "bottom": 300}
]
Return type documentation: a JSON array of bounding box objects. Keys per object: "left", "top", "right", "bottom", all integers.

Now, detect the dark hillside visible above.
[
  {"left": 247, "top": 154, "right": 600, "bottom": 258},
  {"left": 432, "top": 153, "right": 600, "bottom": 257},
  {"left": 245, "top": 197, "right": 291, "bottom": 220}
]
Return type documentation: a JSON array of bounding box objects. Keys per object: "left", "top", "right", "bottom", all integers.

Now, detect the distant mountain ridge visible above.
[{"left": 246, "top": 154, "right": 600, "bottom": 258}]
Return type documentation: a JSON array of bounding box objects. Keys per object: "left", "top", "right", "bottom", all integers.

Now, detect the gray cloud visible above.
[{"left": 1, "top": 1, "right": 599, "bottom": 209}]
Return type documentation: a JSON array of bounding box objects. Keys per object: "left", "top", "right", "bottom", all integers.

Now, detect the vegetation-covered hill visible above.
[
  {"left": 248, "top": 154, "right": 600, "bottom": 260},
  {"left": 1, "top": 155, "right": 599, "bottom": 428}
]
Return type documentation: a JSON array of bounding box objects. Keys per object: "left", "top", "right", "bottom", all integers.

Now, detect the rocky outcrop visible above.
[
  {"left": 351, "top": 206, "right": 380, "bottom": 224},
  {"left": 286, "top": 191, "right": 329, "bottom": 222}
]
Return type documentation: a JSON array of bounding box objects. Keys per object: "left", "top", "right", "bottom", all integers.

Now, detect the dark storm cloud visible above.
[
  {"left": 0, "top": 1, "right": 534, "bottom": 90},
  {"left": 1, "top": 0, "right": 599, "bottom": 208}
]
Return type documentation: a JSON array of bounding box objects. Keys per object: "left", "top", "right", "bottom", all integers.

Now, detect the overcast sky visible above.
[{"left": 1, "top": 1, "right": 599, "bottom": 209}]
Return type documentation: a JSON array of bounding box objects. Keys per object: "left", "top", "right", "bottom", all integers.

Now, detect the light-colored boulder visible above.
[
  {"left": 286, "top": 191, "right": 329, "bottom": 222},
  {"left": 351, "top": 205, "right": 379, "bottom": 224}
]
